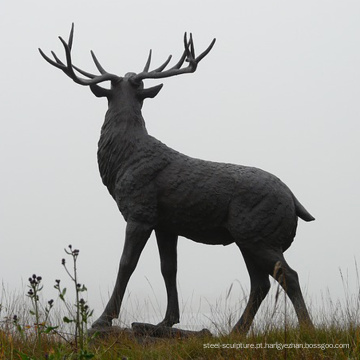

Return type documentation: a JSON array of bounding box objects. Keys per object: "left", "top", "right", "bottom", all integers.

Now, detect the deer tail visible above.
[{"left": 293, "top": 194, "right": 315, "bottom": 222}]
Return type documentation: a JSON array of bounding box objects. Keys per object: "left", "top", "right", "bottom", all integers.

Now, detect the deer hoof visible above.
[
  {"left": 157, "top": 317, "right": 179, "bottom": 327},
  {"left": 92, "top": 316, "right": 113, "bottom": 328}
]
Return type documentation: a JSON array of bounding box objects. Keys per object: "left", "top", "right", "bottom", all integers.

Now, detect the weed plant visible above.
[{"left": 1, "top": 245, "right": 95, "bottom": 359}]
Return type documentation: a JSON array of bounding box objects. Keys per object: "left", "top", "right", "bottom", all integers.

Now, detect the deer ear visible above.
[
  {"left": 90, "top": 84, "right": 112, "bottom": 98},
  {"left": 137, "top": 84, "right": 163, "bottom": 100}
]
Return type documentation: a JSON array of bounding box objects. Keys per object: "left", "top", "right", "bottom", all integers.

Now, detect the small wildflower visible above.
[{"left": 61, "top": 258, "right": 65, "bottom": 265}]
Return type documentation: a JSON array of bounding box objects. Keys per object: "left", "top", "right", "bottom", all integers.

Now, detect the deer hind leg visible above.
[
  {"left": 231, "top": 248, "right": 271, "bottom": 334},
  {"left": 271, "top": 254, "right": 314, "bottom": 330},
  {"left": 234, "top": 244, "right": 313, "bottom": 333},
  {"left": 92, "top": 220, "right": 152, "bottom": 328},
  {"left": 155, "top": 230, "right": 180, "bottom": 327}
]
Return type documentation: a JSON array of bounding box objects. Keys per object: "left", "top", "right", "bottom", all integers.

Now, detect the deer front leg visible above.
[
  {"left": 232, "top": 248, "right": 270, "bottom": 333},
  {"left": 92, "top": 221, "right": 152, "bottom": 328},
  {"left": 155, "top": 230, "right": 180, "bottom": 327}
]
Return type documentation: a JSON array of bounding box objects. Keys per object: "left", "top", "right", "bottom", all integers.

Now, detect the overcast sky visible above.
[{"left": 1, "top": 1, "right": 360, "bottom": 331}]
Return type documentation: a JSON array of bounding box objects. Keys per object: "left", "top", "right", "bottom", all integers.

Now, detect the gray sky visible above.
[{"left": 1, "top": 1, "right": 360, "bottom": 329}]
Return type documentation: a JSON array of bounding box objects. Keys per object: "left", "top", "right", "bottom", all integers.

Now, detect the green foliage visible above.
[
  {"left": 56, "top": 245, "right": 95, "bottom": 356},
  {"left": 2, "top": 245, "right": 95, "bottom": 359}
]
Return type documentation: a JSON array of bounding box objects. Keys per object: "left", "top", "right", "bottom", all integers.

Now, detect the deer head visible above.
[{"left": 39, "top": 24, "right": 216, "bottom": 109}]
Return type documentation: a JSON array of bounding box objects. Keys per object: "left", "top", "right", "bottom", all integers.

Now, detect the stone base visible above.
[
  {"left": 87, "top": 325, "right": 131, "bottom": 339},
  {"left": 131, "top": 322, "right": 212, "bottom": 339},
  {"left": 88, "top": 322, "right": 212, "bottom": 341}
]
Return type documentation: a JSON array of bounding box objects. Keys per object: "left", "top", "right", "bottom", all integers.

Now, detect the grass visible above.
[
  {"left": 0, "top": 250, "right": 359, "bottom": 359},
  {"left": 1, "top": 318, "right": 358, "bottom": 359}
]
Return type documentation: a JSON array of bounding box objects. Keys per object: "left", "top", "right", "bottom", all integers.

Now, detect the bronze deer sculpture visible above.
[{"left": 39, "top": 24, "right": 315, "bottom": 333}]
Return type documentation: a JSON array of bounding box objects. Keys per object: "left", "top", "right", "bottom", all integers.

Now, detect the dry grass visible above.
[
  {"left": 1, "top": 321, "right": 358, "bottom": 359},
  {"left": 1, "top": 281, "right": 360, "bottom": 359},
  {"left": 1, "top": 263, "right": 360, "bottom": 359}
]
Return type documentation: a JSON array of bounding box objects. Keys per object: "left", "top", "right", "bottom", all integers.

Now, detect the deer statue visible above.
[{"left": 39, "top": 24, "right": 315, "bottom": 334}]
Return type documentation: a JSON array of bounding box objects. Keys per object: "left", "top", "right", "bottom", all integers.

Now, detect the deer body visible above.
[
  {"left": 99, "top": 90, "right": 305, "bottom": 248},
  {"left": 40, "top": 25, "right": 315, "bottom": 333}
]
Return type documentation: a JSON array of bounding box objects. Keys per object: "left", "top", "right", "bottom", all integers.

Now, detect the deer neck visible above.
[{"left": 97, "top": 104, "right": 148, "bottom": 193}]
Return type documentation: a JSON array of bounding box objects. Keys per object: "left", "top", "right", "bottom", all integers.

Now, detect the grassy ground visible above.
[
  {"left": 1, "top": 250, "right": 359, "bottom": 359},
  {"left": 1, "top": 285, "right": 359, "bottom": 360},
  {"left": 0, "top": 321, "right": 358, "bottom": 359}
]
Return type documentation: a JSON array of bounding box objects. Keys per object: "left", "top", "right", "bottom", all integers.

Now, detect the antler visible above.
[
  {"left": 132, "top": 33, "right": 216, "bottom": 82},
  {"left": 39, "top": 23, "right": 120, "bottom": 86}
]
